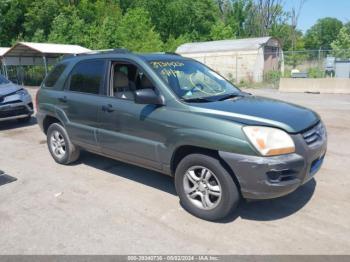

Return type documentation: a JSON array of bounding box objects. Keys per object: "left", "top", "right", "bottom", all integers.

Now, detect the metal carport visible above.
[
  {"left": 1, "top": 42, "right": 90, "bottom": 84},
  {"left": 0, "top": 47, "right": 10, "bottom": 77}
]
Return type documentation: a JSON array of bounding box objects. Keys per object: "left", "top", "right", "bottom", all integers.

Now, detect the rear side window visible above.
[
  {"left": 69, "top": 60, "right": 106, "bottom": 94},
  {"left": 44, "top": 63, "right": 67, "bottom": 88}
]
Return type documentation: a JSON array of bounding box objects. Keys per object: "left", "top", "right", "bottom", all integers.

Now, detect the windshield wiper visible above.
[
  {"left": 182, "top": 97, "right": 213, "bottom": 103},
  {"left": 216, "top": 93, "right": 242, "bottom": 101}
]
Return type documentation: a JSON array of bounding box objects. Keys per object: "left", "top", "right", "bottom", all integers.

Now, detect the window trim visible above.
[
  {"left": 107, "top": 58, "right": 162, "bottom": 101},
  {"left": 64, "top": 58, "right": 108, "bottom": 96}
]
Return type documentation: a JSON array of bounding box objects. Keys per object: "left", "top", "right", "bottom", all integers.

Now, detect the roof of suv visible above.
[{"left": 62, "top": 50, "right": 190, "bottom": 63}]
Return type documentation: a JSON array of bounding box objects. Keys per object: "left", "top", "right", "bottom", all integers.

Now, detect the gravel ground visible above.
[{"left": 0, "top": 87, "right": 349, "bottom": 254}]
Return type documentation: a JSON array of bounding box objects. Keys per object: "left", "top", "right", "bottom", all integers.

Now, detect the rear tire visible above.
[
  {"left": 47, "top": 123, "right": 80, "bottom": 165},
  {"left": 175, "top": 153, "right": 240, "bottom": 221}
]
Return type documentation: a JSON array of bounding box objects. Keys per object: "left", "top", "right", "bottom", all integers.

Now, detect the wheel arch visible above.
[
  {"left": 43, "top": 115, "right": 62, "bottom": 134},
  {"left": 170, "top": 145, "right": 242, "bottom": 193}
]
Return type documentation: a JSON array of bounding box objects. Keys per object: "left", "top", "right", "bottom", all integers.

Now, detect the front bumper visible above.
[
  {"left": 0, "top": 92, "right": 33, "bottom": 121},
  {"left": 219, "top": 124, "right": 327, "bottom": 199}
]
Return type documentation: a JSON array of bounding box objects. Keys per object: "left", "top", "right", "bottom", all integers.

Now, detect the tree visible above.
[
  {"left": 115, "top": 8, "right": 163, "bottom": 52},
  {"left": 223, "top": 0, "right": 252, "bottom": 37},
  {"left": 331, "top": 27, "right": 350, "bottom": 59},
  {"left": 304, "top": 17, "right": 343, "bottom": 50},
  {"left": 91, "top": 15, "right": 122, "bottom": 50},
  {"left": 163, "top": 34, "right": 191, "bottom": 52},
  {"left": 133, "top": 0, "right": 220, "bottom": 42},
  {"left": 23, "top": 0, "right": 61, "bottom": 40},
  {"left": 289, "top": 0, "right": 306, "bottom": 51},
  {"left": 245, "top": 0, "right": 288, "bottom": 37},
  {"left": 48, "top": 7, "right": 89, "bottom": 47},
  {"left": 0, "top": 0, "right": 28, "bottom": 46},
  {"left": 285, "top": 37, "right": 307, "bottom": 68},
  {"left": 88, "top": 2, "right": 123, "bottom": 49},
  {"left": 210, "top": 20, "right": 235, "bottom": 40}
]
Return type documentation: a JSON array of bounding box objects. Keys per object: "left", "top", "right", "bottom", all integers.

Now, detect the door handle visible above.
[
  {"left": 102, "top": 104, "right": 114, "bottom": 113},
  {"left": 58, "top": 96, "right": 67, "bottom": 103}
]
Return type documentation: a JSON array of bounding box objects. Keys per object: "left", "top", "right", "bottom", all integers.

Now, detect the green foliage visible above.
[
  {"left": 225, "top": 0, "right": 252, "bottom": 38},
  {"left": 31, "top": 29, "right": 46, "bottom": 42},
  {"left": 115, "top": 8, "right": 163, "bottom": 52},
  {"left": 264, "top": 70, "right": 281, "bottom": 87},
  {"left": 0, "top": 0, "right": 28, "bottom": 46},
  {"left": 23, "top": 0, "right": 61, "bottom": 40},
  {"left": 284, "top": 38, "right": 307, "bottom": 68},
  {"left": 163, "top": 34, "right": 191, "bottom": 52},
  {"left": 308, "top": 67, "right": 324, "bottom": 78},
  {"left": 244, "top": 1, "right": 288, "bottom": 37},
  {"left": 210, "top": 20, "right": 235, "bottom": 40},
  {"left": 304, "top": 17, "right": 343, "bottom": 50},
  {"left": 331, "top": 27, "right": 350, "bottom": 59},
  {"left": 0, "top": 0, "right": 348, "bottom": 61},
  {"left": 48, "top": 7, "right": 88, "bottom": 47}
]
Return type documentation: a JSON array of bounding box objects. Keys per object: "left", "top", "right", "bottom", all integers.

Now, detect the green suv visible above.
[{"left": 36, "top": 50, "right": 327, "bottom": 221}]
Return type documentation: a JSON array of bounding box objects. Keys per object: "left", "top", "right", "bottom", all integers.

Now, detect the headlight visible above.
[
  {"left": 15, "top": 89, "right": 28, "bottom": 97},
  {"left": 243, "top": 126, "right": 295, "bottom": 156}
]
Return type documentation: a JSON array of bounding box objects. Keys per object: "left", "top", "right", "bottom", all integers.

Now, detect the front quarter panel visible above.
[{"left": 156, "top": 106, "right": 258, "bottom": 167}]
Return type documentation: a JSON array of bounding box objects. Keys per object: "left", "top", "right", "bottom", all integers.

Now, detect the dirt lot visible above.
[{"left": 0, "top": 87, "right": 349, "bottom": 254}]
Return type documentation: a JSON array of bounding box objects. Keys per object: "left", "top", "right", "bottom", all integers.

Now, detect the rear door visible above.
[{"left": 57, "top": 59, "right": 108, "bottom": 151}]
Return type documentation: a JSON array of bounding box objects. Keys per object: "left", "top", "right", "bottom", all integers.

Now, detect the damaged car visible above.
[
  {"left": 0, "top": 74, "right": 33, "bottom": 122},
  {"left": 36, "top": 51, "right": 327, "bottom": 221}
]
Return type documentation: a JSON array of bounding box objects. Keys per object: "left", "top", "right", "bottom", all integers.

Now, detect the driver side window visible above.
[{"left": 111, "top": 62, "right": 155, "bottom": 101}]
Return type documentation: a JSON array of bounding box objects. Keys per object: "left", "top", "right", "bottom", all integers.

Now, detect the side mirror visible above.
[{"left": 135, "top": 89, "right": 165, "bottom": 105}]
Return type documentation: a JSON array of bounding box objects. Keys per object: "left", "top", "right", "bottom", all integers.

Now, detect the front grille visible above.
[
  {"left": 0, "top": 100, "right": 22, "bottom": 106},
  {"left": 28, "top": 102, "right": 34, "bottom": 110},
  {"left": 302, "top": 122, "right": 326, "bottom": 145},
  {"left": 0, "top": 106, "right": 29, "bottom": 118}
]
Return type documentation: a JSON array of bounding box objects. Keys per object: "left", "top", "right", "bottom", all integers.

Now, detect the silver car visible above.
[{"left": 0, "top": 74, "right": 33, "bottom": 122}]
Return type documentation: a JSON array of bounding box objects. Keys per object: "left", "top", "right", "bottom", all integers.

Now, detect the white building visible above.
[{"left": 176, "top": 37, "right": 283, "bottom": 83}]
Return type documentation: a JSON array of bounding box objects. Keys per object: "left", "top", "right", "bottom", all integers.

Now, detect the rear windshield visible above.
[
  {"left": 0, "top": 75, "right": 10, "bottom": 85},
  {"left": 44, "top": 63, "right": 67, "bottom": 88}
]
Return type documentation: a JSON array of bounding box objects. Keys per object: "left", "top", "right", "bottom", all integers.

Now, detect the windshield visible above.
[
  {"left": 0, "top": 75, "right": 10, "bottom": 85},
  {"left": 149, "top": 60, "right": 240, "bottom": 101}
]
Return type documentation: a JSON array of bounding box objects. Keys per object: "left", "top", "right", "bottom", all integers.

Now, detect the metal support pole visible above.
[
  {"left": 19, "top": 56, "right": 24, "bottom": 85},
  {"left": 1, "top": 59, "right": 4, "bottom": 75},
  {"left": 43, "top": 56, "right": 48, "bottom": 76},
  {"left": 3, "top": 59, "right": 8, "bottom": 79},
  {"left": 235, "top": 55, "right": 238, "bottom": 83}
]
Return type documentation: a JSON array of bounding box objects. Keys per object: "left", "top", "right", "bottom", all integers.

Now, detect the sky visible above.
[{"left": 284, "top": 0, "right": 350, "bottom": 33}]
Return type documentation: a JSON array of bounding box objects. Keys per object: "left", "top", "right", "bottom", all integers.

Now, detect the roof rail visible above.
[
  {"left": 145, "top": 52, "right": 181, "bottom": 56},
  {"left": 62, "top": 48, "right": 131, "bottom": 59},
  {"left": 164, "top": 52, "right": 181, "bottom": 56}
]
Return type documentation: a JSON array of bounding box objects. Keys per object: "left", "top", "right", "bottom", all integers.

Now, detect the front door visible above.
[{"left": 97, "top": 61, "right": 166, "bottom": 170}]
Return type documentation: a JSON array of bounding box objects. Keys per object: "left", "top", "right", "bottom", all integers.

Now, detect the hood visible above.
[
  {"left": 190, "top": 95, "right": 319, "bottom": 133},
  {"left": 0, "top": 83, "right": 22, "bottom": 97}
]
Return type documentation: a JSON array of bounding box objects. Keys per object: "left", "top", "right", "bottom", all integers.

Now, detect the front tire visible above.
[
  {"left": 47, "top": 123, "right": 80, "bottom": 165},
  {"left": 175, "top": 153, "right": 240, "bottom": 221}
]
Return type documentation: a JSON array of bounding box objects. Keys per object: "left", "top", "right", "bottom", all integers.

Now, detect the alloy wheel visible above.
[
  {"left": 50, "top": 130, "right": 66, "bottom": 159},
  {"left": 183, "top": 166, "right": 222, "bottom": 210}
]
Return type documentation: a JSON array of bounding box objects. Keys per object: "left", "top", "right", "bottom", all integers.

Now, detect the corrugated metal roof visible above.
[
  {"left": 0, "top": 48, "right": 10, "bottom": 57},
  {"left": 3, "top": 42, "right": 90, "bottom": 57},
  {"left": 176, "top": 37, "right": 275, "bottom": 54}
]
